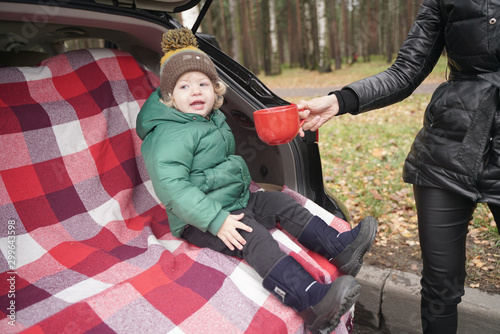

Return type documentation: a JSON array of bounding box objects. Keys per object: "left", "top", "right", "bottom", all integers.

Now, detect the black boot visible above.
[
  {"left": 263, "top": 256, "right": 360, "bottom": 334},
  {"left": 298, "top": 216, "right": 377, "bottom": 277}
]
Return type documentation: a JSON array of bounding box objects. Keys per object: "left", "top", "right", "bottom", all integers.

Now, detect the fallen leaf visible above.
[
  {"left": 369, "top": 189, "right": 383, "bottom": 200},
  {"left": 469, "top": 228, "right": 481, "bottom": 235},
  {"left": 410, "top": 263, "right": 420, "bottom": 271},
  {"left": 471, "top": 259, "right": 486, "bottom": 268},
  {"left": 400, "top": 229, "right": 413, "bottom": 238},
  {"left": 389, "top": 194, "right": 403, "bottom": 202},
  {"left": 372, "top": 148, "right": 385, "bottom": 160}
]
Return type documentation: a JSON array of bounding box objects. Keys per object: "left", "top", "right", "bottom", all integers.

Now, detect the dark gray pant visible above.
[{"left": 181, "top": 191, "right": 314, "bottom": 277}]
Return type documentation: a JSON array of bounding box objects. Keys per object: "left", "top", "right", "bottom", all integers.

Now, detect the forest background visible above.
[
  {"left": 173, "top": 1, "right": 500, "bottom": 294},
  {"left": 175, "top": 0, "right": 424, "bottom": 75}
]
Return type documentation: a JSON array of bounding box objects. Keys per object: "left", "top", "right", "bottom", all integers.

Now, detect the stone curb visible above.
[{"left": 353, "top": 264, "right": 500, "bottom": 333}]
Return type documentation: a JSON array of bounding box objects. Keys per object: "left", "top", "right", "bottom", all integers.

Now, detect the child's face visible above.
[{"left": 171, "top": 71, "right": 215, "bottom": 118}]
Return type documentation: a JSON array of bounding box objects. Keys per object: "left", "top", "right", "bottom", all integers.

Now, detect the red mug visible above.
[{"left": 254, "top": 104, "right": 306, "bottom": 145}]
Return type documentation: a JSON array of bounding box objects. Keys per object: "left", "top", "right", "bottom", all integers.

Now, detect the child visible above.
[{"left": 136, "top": 28, "right": 377, "bottom": 334}]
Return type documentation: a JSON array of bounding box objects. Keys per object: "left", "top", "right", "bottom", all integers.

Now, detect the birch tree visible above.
[
  {"left": 317, "top": 0, "right": 331, "bottom": 72},
  {"left": 181, "top": 5, "right": 200, "bottom": 30},
  {"left": 303, "top": 0, "right": 315, "bottom": 69}
]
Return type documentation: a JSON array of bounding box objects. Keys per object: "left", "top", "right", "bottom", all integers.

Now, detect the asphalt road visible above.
[{"left": 271, "top": 83, "right": 440, "bottom": 99}]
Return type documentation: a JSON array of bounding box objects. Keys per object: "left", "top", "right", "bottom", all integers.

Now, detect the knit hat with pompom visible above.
[{"left": 159, "top": 27, "right": 218, "bottom": 100}]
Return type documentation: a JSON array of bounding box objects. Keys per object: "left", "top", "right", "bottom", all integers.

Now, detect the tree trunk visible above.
[
  {"left": 358, "top": 0, "right": 366, "bottom": 62},
  {"left": 240, "top": 1, "right": 251, "bottom": 71},
  {"left": 217, "top": 0, "right": 230, "bottom": 54},
  {"left": 329, "top": 1, "right": 342, "bottom": 70},
  {"left": 407, "top": 0, "right": 413, "bottom": 32},
  {"left": 181, "top": 5, "right": 200, "bottom": 30},
  {"left": 303, "top": 0, "right": 315, "bottom": 69},
  {"left": 287, "top": 2, "right": 298, "bottom": 67},
  {"left": 228, "top": 0, "right": 239, "bottom": 62},
  {"left": 367, "top": 0, "right": 378, "bottom": 57},
  {"left": 296, "top": 0, "right": 307, "bottom": 68},
  {"left": 203, "top": 3, "right": 215, "bottom": 36},
  {"left": 261, "top": 0, "right": 271, "bottom": 74},
  {"left": 311, "top": 0, "right": 320, "bottom": 70},
  {"left": 385, "top": 0, "right": 393, "bottom": 63},
  {"left": 268, "top": 0, "right": 281, "bottom": 75},
  {"left": 342, "top": 0, "right": 350, "bottom": 61},
  {"left": 317, "top": 0, "right": 331, "bottom": 72},
  {"left": 247, "top": 0, "right": 260, "bottom": 74}
]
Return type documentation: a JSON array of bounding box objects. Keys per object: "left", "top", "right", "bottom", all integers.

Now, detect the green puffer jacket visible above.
[{"left": 136, "top": 88, "right": 251, "bottom": 237}]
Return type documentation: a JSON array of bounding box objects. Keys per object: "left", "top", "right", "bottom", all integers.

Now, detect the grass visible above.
[
  {"left": 259, "top": 56, "right": 500, "bottom": 293},
  {"left": 318, "top": 97, "right": 423, "bottom": 217}
]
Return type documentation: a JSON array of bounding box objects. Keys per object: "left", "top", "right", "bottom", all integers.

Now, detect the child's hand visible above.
[{"left": 217, "top": 213, "right": 253, "bottom": 251}]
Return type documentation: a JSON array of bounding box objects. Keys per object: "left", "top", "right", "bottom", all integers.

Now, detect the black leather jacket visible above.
[{"left": 344, "top": 0, "right": 500, "bottom": 205}]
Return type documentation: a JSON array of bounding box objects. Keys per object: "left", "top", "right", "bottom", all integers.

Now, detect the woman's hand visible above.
[
  {"left": 217, "top": 213, "right": 253, "bottom": 251},
  {"left": 298, "top": 94, "right": 339, "bottom": 136}
]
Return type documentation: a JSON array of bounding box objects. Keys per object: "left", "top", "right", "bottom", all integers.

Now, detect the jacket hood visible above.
[
  {"left": 137, "top": 88, "right": 181, "bottom": 140},
  {"left": 136, "top": 87, "right": 223, "bottom": 140}
]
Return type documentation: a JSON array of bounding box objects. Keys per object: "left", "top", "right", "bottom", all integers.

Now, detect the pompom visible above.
[{"left": 161, "top": 27, "right": 198, "bottom": 53}]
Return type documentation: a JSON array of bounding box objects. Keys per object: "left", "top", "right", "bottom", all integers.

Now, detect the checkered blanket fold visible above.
[{"left": 0, "top": 48, "right": 354, "bottom": 333}]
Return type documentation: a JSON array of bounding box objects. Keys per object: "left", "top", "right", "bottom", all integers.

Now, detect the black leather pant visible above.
[{"left": 413, "top": 185, "right": 500, "bottom": 334}]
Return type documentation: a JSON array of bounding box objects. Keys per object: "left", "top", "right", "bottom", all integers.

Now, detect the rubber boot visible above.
[
  {"left": 263, "top": 255, "right": 360, "bottom": 334},
  {"left": 298, "top": 216, "right": 377, "bottom": 277}
]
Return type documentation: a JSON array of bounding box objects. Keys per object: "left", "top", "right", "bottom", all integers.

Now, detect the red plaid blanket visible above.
[{"left": 0, "top": 48, "right": 354, "bottom": 333}]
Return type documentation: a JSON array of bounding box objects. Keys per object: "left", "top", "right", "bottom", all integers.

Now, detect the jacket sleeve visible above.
[
  {"left": 142, "top": 125, "right": 228, "bottom": 236},
  {"left": 346, "top": 0, "right": 445, "bottom": 114}
]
